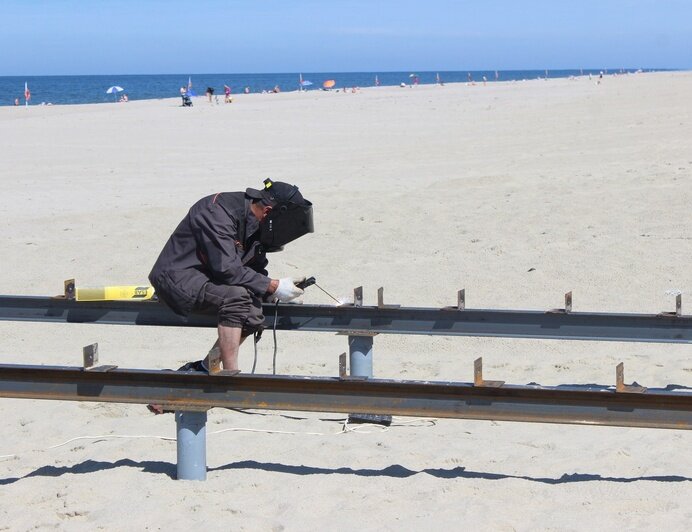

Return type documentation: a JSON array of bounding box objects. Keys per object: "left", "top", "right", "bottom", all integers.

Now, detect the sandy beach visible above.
[{"left": 0, "top": 71, "right": 691, "bottom": 530}]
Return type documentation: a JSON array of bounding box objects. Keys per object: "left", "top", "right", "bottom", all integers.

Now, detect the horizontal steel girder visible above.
[
  {"left": 0, "top": 364, "right": 690, "bottom": 430},
  {"left": 0, "top": 296, "right": 691, "bottom": 343}
]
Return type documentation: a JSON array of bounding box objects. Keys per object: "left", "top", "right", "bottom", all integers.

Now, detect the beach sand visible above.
[{"left": 0, "top": 71, "right": 691, "bottom": 530}]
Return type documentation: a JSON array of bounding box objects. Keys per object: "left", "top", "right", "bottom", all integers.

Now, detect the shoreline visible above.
[{"left": 1, "top": 69, "right": 683, "bottom": 108}]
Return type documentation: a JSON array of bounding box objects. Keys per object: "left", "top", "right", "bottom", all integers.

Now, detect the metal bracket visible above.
[
  {"left": 615, "top": 362, "right": 647, "bottom": 393},
  {"left": 658, "top": 293, "right": 683, "bottom": 318},
  {"left": 63, "top": 279, "right": 76, "bottom": 300},
  {"left": 82, "top": 343, "right": 117, "bottom": 372},
  {"left": 211, "top": 370, "right": 241, "bottom": 377},
  {"left": 377, "top": 287, "right": 400, "bottom": 309},
  {"left": 548, "top": 291, "right": 573, "bottom": 314},
  {"left": 338, "top": 353, "right": 367, "bottom": 380},
  {"left": 206, "top": 346, "right": 241, "bottom": 376},
  {"left": 443, "top": 288, "right": 466, "bottom": 311},
  {"left": 207, "top": 346, "right": 221, "bottom": 374},
  {"left": 354, "top": 286, "right": 363, "bottom": 307},
  {"left": 473, "top": 357, "right": 504, "bottom": 388}
]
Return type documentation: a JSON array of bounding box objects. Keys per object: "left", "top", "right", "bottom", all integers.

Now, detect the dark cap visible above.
[{"left": 245, "top": 178, "right": 309, "bottom": 206}]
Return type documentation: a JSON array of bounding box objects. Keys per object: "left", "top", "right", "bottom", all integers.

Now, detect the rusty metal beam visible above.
[
  {"left": 0, "top": 295, "right": 691, "bottom": 343},
  {"left": 0, "top": 364, "right": 690, "bottom": 430}
]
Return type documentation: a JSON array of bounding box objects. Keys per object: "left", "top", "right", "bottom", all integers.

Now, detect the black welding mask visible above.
[{"left": 246, "top": 179, "right": 314, "bottom": 252}]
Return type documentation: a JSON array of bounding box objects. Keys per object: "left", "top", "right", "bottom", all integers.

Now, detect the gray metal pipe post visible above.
[
  {"left": 348, "top": 335, "right": 373, "bottom": 378},
  {"left": 175, "top": 410, "right": 208, "bottom": 481}
]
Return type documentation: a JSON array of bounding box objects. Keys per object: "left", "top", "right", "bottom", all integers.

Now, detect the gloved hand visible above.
[{"left": 273, "top": 277, "right": 305, "bottom": 303}]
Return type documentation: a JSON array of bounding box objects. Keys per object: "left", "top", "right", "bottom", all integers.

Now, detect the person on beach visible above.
[
  {"left": 206, "top": 86, "right": 215, "bottom": 102},
  {"left": 147, "top": 179, "right": 313, "bottom": 408},
  {"left": 224, "top": 84, "right": 232, "bottom": 103}
]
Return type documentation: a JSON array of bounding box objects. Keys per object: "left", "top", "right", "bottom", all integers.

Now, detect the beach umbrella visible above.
[
  {"left": 106, "top": 86, "right": 124, "bottom": 101},
  {"left": 323, "top": 79, "right": 336, "bottom": 89},
  {"left": 300, "top": 80, "right": 313, "bottom": 87}
]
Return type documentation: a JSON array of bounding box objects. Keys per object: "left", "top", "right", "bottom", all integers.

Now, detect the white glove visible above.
[{"left": 274, "top": 277, "right": 305, "bottom": 303}]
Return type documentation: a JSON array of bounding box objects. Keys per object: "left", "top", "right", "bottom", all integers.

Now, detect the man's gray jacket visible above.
[{"left": 149, "top": 192, "right": 270, "bottom": 316}]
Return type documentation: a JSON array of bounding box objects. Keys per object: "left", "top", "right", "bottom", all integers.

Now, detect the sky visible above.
[{"left": 1, "top": 0, "right": 690, "bottom": 75}]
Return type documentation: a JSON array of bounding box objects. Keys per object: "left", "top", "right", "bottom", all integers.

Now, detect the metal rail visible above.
[
  {"left": 0, "top": 364, "right": 690, "bottom": 430},
  {"left": 0, "top": 295, "right": 690, "bottom": 343}
]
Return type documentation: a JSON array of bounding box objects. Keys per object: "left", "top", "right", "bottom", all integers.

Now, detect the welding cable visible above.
[
  {"left": 272, "top": 300, "right": 279, "bottom": 375},
  {"left": 251, "top": 331, "right": 258, "bottom": 374}
]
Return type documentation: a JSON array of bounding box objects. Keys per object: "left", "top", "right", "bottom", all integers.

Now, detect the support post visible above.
[
  {"left": 348, "top": 334, "right": 373, "bottom": 378},
  {"left": 175, "top": 410, "right": 208, "bottom": 481},
  {"left": 347, "top": 333, "right": 390, "bottom": 425}
]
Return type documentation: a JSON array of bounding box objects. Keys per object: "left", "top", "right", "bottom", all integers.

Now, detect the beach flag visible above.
[
  {"left": 24, "top": 81, "right": 31, "bottom": 106},
  {"left": 187, "top": 76, "right": 195, "bottom": 97}
]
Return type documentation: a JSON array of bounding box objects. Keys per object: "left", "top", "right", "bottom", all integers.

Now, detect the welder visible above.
[{"left": 148, "top": 178, "right": 313, "bottom": 382}]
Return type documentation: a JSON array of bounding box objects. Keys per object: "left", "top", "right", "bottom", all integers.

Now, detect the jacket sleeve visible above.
[{"left": 190, "top": 204, "right": 271, "bottom": 295}]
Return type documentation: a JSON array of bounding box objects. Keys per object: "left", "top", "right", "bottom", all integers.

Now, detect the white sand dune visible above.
[{"left": 0, "top": 71, "right": 690, "bottom": 530}]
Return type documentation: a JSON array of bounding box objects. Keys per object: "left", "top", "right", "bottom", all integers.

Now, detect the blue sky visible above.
[{"left": 1, "top": 0, "right": 690, "bottom": 75}]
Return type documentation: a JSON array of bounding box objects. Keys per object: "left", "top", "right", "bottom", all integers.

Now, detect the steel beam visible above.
[
  {"left": 0, "top": 295, "right": 691, "bottom": 343},
  {"left": 0, "top": 364, "right": 690, "bottom": 430}
]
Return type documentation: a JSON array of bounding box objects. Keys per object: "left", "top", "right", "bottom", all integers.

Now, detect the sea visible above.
[{"left": 0, "top": 69, "right": 662, "bottom": 106}]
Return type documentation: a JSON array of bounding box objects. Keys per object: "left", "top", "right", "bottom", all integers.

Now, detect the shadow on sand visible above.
[{"left": 2, "top": 458, "right": 691, "bottom": 485}]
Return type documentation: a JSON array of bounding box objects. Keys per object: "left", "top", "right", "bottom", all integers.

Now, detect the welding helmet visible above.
[{"left": 245, "top": 178, "right": 314, "bottom": 252}]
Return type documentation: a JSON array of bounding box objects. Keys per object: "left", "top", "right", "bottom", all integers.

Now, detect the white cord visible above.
[{"left": 0, "top": 416, "right": 438, "bottom": 462}]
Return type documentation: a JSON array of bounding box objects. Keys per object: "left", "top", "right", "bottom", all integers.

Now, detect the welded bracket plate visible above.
[
  {"left": 548, "top": 291, "right": 573, "bottom": 314},
  {"left": 615, "top": 362, "right": 647, "bottom": 393},
  {"left": 377, "top": 287, "right": 400, "bottom": 309},
  {"left": 473, "top": 357, "right": 504, "bottom": 388},
  {"left": 82, "top": 343, "right": 117, "bottom": 372}
]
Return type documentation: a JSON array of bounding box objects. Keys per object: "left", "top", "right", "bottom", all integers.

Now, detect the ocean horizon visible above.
[{"left": 0, "top": 69, "right": 667, "bottom": 106}]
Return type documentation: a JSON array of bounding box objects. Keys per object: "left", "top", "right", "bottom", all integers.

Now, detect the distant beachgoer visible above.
[
  {"left": 14, "top": 98, "right": 19, "bottom": 106},
  {"left": 206, "top": 87, "right": 215, "bottom": 102},
  {"left": 224, "top": 85, "right": 232, "bottom": 103},
  {"left": 482, "top": 75, "right": 487, "bottom": 86},
  {"left": 180, "top": 86, "right": 186, "bottom": 96},
  {"left": 467, "top": 72, "right": 472, "bottom": 83},
  {"left": 244, "top": 86, "right": 250, "bottom": 94},
  {"left": 272, "top": 85, "right": 280, "bottom": 93},
  {"left": 495, "top": 70, "right": 499, "bottom": 81}
]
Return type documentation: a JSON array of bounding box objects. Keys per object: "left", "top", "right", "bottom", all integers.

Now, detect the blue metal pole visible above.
[
  {"left": 175, "top": 410, "right": 207, "bottom": 481},
  {"left": 348, "top": 335, "right": 373, "bottom": 378}
]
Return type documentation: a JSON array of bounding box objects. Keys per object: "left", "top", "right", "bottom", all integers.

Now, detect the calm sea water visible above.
[{"left": 0, "top": 69, "right": 660, "bottom": 106}]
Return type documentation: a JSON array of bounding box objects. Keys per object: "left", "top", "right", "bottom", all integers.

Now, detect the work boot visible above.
[
  {"left": 147, "top": 360, "right": 209, "bottom": 414},
  {"left": 176, "top": 359, "right": 208, "bottom": 372}
]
